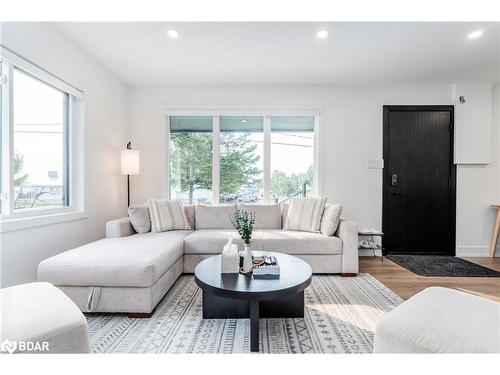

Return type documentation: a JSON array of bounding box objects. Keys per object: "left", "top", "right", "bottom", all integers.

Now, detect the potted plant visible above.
[{"left": 231, "top": 209, "right": 255, "bottom": 273}]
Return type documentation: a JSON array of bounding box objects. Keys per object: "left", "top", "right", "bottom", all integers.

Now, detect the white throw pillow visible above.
[
  {"left": 280, "top": 203, "right": 289, "bottom": 229},
  {"left": 184, "top": 204, "right": 196, "bottom": 230},
  {"left": 195, "top": 204, "right": 237, "bottom": 229},
  {"left": 320, "top": 203, "right": 342, "bottom": 236},
  {"left": 147, "top": 198, "right": 191, "bottom": 232},
  {"left": 285, "top": 197, "right": 327, "bottom": 233},
  {"left": 240, "top": 204, "right": 281, "bottom": 229},
  {"left": 128, "top": 204, "right": 151, "bottom": 234}
]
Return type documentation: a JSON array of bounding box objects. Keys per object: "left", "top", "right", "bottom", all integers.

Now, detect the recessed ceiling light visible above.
[
  {"left": 167, "top": 29, "right": 180, "bottom": 39},
  {"left": 468, "top": 30, "right": 483, "bottom": 39},
  {"left": 316, "top": 30, "right": 329, "bottom": 39},
  {"left": 241, "top": 119, "right": 248, "bottom": 123}
]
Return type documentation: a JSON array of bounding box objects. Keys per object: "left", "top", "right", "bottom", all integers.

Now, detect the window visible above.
[
  {"left": 169, "top": 116, "right": 213, "bottom": 205},
  {"left": 168, "top": 113, "right": 318, "bottom": 205},
  {"left": 1, "top": 50, "right": 84, "bottom": 229},
  {"left": 220, "top": 116, "right": 263, "bottom": 204},
  {"left": 13, "top": 69, "right": 69, "bottom": 210},
  {"left": 270, "top": 116, "right": 314, "bottom": 203}
]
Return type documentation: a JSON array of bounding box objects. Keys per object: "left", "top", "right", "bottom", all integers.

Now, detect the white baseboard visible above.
[
  {"left": 456, "top": 246, "right": 499, "bottom": 257},
  {"left": 359, "top": 248, "right": 383, "bottom": 257},
  {"left": 359, "top": 247, "right": 499, "bottom": 257}
]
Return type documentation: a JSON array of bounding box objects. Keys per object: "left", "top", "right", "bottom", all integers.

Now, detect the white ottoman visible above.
[
  {"left": 0, "top": 282, "right": 89, "bottom": 353},
  {"left": 374, "top": 287, "right": 500, "bottom": 353}
]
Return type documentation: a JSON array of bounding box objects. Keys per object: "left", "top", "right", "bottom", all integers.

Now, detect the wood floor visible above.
[{"left": 360, "top": 256, "right": 500, "bottom": 302}]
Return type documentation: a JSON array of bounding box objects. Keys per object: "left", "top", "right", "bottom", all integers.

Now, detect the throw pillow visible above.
[
  {"left": 285, "top": 197, "right": 327, "bottom": 232},
  {"left": 320, "top": 203, "right": 342, "bottom": 236},
  {"left": 195, "top": 204, "right": 237, "bottom": 229},
  {"left": 184, "top": 204, "right": 196, "bottom": 230},
  {"left": 280, "top": 203, "right": 289, "bottom": 229},
  {"left": 240, "top": 204, "right": 281, "bottom": 229},
  {"left": 147, "top": 198, "right": 191, "bottom": 232},
  {"left": 128, "top": 204, "right": 151, "bottom": 234}
]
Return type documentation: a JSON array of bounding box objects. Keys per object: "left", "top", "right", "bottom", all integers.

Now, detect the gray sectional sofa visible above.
[{"left": 38, "top": 204, "right": 358, "bottom": 317}]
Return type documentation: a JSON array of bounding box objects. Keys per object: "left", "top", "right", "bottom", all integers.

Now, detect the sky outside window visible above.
[{"left": 13, "top": 68, "right": 67, "bottom": 210}]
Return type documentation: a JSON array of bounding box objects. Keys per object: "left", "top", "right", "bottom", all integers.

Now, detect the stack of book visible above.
[{"left": 253, "top": 255, "right": 280, "bottom": 279}]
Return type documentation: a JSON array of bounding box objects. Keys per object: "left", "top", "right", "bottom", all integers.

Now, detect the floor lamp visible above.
[{"left": 121, "top": 142, "right": 140, "bottom": 207}]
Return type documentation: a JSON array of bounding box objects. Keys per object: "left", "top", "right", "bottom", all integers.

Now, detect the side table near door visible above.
[
  {"left": 358, "top": 229, "right": 384, "bottom": 261},
  {"left": 489, "top": 204, "right": 500, "bottom": 257}
]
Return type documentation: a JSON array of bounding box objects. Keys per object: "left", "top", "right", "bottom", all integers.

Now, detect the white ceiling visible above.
[{"left": 54, "top": 22, "right": 500, "bottom": 85}]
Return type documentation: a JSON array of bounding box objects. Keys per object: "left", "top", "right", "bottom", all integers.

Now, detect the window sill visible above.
[{"left": 0, "top": 210, "right": 87, "bottom": 233}]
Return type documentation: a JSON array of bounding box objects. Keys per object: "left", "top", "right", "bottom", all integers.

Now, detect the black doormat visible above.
[{"left": 386, "top": 254, "right": 500, "bottom": 277}]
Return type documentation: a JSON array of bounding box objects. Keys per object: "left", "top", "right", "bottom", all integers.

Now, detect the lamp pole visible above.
[{"left": 121, "top": 141, "right": 139, "bottom": 209}]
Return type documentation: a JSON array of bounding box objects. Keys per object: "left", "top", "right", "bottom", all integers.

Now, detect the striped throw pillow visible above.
[
  {"left": 147, "top": 198, "right": 191, "bottom": 232},
  {"left": 285, "top": 197, "right": 327, "bottom": 233}
]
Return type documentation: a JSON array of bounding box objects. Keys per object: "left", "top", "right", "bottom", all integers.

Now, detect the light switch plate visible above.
[{"left": 368, "top": 159, "right": 384, "bottom": 169}]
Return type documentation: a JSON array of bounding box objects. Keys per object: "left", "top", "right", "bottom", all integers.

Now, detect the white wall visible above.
[
  {"left": 0, "top": 23, "right": 129, "bottom": 287},
  {"left": 456, "top": 85, "right": 500, "bottom": 256},
  {"left": 128, "top": 84, "right": 500, "bottom": 257}
]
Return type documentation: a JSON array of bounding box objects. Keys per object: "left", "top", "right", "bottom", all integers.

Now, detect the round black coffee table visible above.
[{"left": 194, "top": 251, "right": 312, "bottom": 352}]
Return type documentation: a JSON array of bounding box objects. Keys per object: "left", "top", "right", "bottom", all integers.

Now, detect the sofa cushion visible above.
[
  {"left": 128, "top": 204, "right": 151, "bottom": 234},
  {"left": 281, "top": 203, "right": 289, "bottom": 228},
  {"left": 195, "top": 204, "right": 237, "bottom": 229},
  {"left": 117, "top": 204, "right": 195, "bottom": 236},
  {"left": 183, "top": 229, "right": 342, "bottom": 255},
  {"left": 148, "top": 198, "right": 191, "bottom": 232},
  {"left": 285, "top": 197, "right": 327, "bottom": 232},
  {"left": 184, "top": 229, "right": 243, "bottom": 254},
  {"left": 320, "top": 203, "right": 342, "bottom": 236},
  {"left": 38, "top": 230, "right": 192, "bottom": 288},
  {"left": 240, "top": 204, "right": 281, "bottom": 229},
  {"left": 184, "top": 204, "right": 196, "bottom": 230},
  {"left": 257, "top": 229, "right": 342, "bottom": 255}
]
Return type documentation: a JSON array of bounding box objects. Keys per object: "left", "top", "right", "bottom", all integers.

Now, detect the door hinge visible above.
[
  {"left": 0, "top": 75, "right": 7, "bottom": 85},
  {"left": 448, "top": 177, "right": 452, "bottom": 187}
]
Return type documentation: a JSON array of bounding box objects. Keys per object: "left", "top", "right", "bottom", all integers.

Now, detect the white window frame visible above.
[
  {"left": 0, "top": 48, "right": 86, "bottom": 232},
  {"left": 165, "top": 108, "right": 322, "bottom": 205}
]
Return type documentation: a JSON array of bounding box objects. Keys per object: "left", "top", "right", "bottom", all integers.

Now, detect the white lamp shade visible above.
[{"left": 121, "top": 149, "right": 140, "bottom": 175}]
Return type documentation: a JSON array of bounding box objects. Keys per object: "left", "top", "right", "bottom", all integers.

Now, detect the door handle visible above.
[{"left": 391, "top": 174, "right": 398, "bottom": 187}]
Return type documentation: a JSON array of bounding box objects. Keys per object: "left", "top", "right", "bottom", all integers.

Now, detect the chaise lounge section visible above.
[{"left": 38, "top": 203, "right": 358, "bottom": 316}]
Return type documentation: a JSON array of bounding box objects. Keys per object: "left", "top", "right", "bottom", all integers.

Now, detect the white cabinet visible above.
[{"left": 452, "top": 84, "right": 492, "bottom": 164}]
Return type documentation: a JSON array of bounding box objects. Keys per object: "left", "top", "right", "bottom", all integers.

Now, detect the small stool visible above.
[
  {"left": 373, "top": 287, "right": 500, "bottom": 353},
  {"left": 0, "top": 282, "right": 89, "bottom": 353}
]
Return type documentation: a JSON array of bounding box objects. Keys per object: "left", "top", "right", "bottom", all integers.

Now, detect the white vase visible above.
[{"left": 242, "top": 244, "right": 253, "bottom": 273}]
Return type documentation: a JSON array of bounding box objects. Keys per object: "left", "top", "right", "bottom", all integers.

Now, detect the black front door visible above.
[{"left": 383, "top": 105, "right": 456, "bottom": 255}]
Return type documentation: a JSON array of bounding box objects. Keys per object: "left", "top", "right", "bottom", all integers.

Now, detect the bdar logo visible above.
[{"left": 1, "top": 339, "right": 17, "bottom": 354}]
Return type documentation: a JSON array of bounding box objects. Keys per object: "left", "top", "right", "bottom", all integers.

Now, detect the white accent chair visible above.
[
  {"left": 374, "top": 287, "right": 500, "bottom": 353},
  {"left": 0, "top": 282, "right": 89, "bottom": 353}
]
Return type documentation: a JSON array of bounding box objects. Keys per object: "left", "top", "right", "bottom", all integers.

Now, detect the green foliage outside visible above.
[
  {"left": 270, "top": 165, "right": 313, "bottom": 201},
  {"left": 170, "top": 132, "right": 213, "bottom": 204},
  {"left": 14, "top": 151, "right": 28, "bottom": 188},
  {"left": 170, "top": 132, "right": 313, "bottom": 204},
  {"left": 220, "top": 133, "right": 261, "bottom": 195}
]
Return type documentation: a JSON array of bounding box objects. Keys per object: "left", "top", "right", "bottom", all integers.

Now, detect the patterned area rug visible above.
[{"left": 87, "top": 274, "right": 402, "bottom": 353}]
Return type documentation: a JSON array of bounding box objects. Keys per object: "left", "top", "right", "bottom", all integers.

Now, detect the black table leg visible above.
[{"left": 249, "top": 300, "right": 259, "bottom": 352}]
